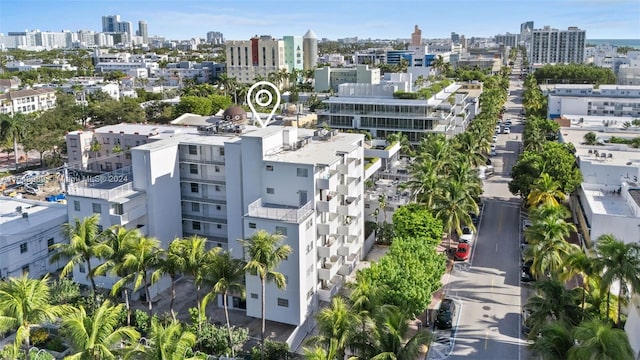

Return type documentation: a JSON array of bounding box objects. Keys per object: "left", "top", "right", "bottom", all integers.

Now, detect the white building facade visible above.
[
  {"left": 528, "top": 26, "right": 586, "bottom": 65},
  {"left": 0, "top": 88, "right": 57, "bottom": 115}
]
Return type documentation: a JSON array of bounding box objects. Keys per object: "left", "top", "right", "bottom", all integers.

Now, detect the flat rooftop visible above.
[
  {"left": 0, "top": 197, "right": 67, "bottom": 236},
  {"left": 324, "top": 96, "right": 441, "bottom": 107},
  {"left": 559, "top": 128, "right": 640, "bottom": 167},
  {"left": 582, "top": 187, "right": 634, "bottom": 217},
  {"left": 68, "top": 123, "right": 196, "bottom": 138}
]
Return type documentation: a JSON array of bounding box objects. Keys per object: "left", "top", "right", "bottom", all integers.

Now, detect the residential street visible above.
[{"left": 443, "top": 71, "right": 531, "bottom": 360}]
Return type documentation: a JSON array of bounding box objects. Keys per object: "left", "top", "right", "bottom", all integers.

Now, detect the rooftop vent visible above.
[{"left": 22, "top": 212, "right": 28, "bottom": 220}]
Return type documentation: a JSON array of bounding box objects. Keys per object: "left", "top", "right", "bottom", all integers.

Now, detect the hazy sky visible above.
[{"left": 1, "top": 0, "right": 638, "bottom": 40}]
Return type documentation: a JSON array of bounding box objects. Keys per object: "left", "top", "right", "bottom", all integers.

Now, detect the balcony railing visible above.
[{"left": 247, "top": 198, "right": 314, "bottom": 223}]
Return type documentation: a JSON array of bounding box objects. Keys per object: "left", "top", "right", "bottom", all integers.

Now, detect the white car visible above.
[
  {"left": 460, "top": 226, "right": 474, "bottom": 243},
  {"left": 490, "top": 143, "right": 497, "bottom": 150},
  {"left": 492, "top": 135, "right": 498, "bottom": 143},
  {"left": 503, "top": 127, "right": 511, "bottom": 134}
]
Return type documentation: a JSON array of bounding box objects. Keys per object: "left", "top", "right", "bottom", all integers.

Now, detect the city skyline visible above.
[{"left": 0, "top": 0, "right": 638, "bottom": 41}]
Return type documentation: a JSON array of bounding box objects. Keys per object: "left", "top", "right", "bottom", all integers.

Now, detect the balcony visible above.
[
  {"left": 247, "top": 198, "right": 313, "bottom": 223},
  {"left": 318, "top": 256, "right": 344, "bottom": 281},
  {"left": 337, "top": 176, "right": 359, "bottom": 196},
  {"left": 317, "top": 236, "right": 339, "bottom": 258},
  {"left": 317, "top": 275, "right": 344, "bottom": 302},
  {"left": 338, "top": 233, "right": 361, "bottom": 257},
  {"left": 317, "top": 213, "right": 339, "bottom": 236},
  {"left": 337, "top": 221, "right": 357, "bottom": 236},
  {"left": 109, "top": 204, "right": 147, "bottom": 225},
  {"left": 316, "top": 169, "right": 339, "bottom": 190},
  {"left": 337, "top": 156, "right": 359, "bottom": 175},
  {"left": 316, "top": 194, "right": 338, "bottom": 213},
  {"left": 337, "top": 196, "right": 360, "bottom": 217},
  {"left": 180, "top": 176, "right": 226, "bottom": 185},
  {"left": 67, "top": 168, "right": 135, "bottom": 201}
]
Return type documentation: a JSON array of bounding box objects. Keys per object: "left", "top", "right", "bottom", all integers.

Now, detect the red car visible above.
[{"left": 455, "top": 243, "right": 470, "bottom": 261}]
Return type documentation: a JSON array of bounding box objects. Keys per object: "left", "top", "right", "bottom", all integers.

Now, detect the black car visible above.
[
  {"left": 522, "top": 307, "right": 533, "bottom": 336},
  {"left": 521, "top": 261, "right": 535, "bottom": 283},
  {"left": 435, "top": 298, "right": 456, "bottom": 330}
]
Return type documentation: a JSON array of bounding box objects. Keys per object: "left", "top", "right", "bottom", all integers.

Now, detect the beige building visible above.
[
  {"left": 225, "top": 35, "right": 287, "bottom": 84},
  {"left": 0, "top": 88, "right": 56, "bottom": 115}
]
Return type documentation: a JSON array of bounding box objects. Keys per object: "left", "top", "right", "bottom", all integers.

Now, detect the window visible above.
[
  {"left": 92, "top": 203, "right": 101, "bottom": 214},
  {"left": 215, "top": 185, "right": 221, "bottom": 192},
  {"left": 20, "top": 242, "right": 28, "bottom": 253},
  {"left": 219, "top": 148, "right": 225, "bottom": 156},
  {"left": 191, "top": 202, "right": 200, "bottom": 212},
  {"left": 275, "top": 226, "right": 287, "bottom": 236},
  {"left": 22, "top": 265, "right": 29, "bottom": 275},
  {"left": 216, "top": 205, "right": 221, "bottom": 211},
  {"left": 296, "top": 168, "right": 308, "bottom": 177},
  {"left": 74, "top": 200, "right": 80, "bottom": 211},
  {"left": 217, "top": 224, "right": 222, "bottom": 229},
  {"left": 266, "top": 165, "right": 274, "bottom": 171},
  {"left": 190, "top": 164, "right": 198, "bottom": 174},
  {"left": 266, "top": 187, "right": 274, "bottom": 194},
  {"left": 277, "top": 298, "right": 289, "bottom": 307},
  {"left": 190, "top": 183, "right": 199, "bottom": 193},
  {"left": 192, "top": 221, "right": 201, "bottom": 230},
  {"left": 79, "top": 264, "right": 86, "bottom": 273},
  {"left": 250, "top": 293, "right": 259, "bottom": 299},
  {"left": 188, "top": 145, "right": 197, "bottom": 155},
  {"left": 47, "top": 238, "right": 54, "bottom": 253},
  {"left": 214, "top": 165, "right": 220, "bottom": 173},
  {"left": 111, "top": 203, "right": 123, "bottom": 215},
  {"left": 249, "top": 223, "right": 256, "bottom": 229}
]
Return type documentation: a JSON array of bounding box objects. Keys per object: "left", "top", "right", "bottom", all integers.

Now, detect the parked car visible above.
[
  {"left": 454, "top": 243, "right": 470, "bottom": 261},
  {"left": 435, "top": 298, "right": 456, "bottom": 330},
  {"left": 503, "top": 127, "right": 511, "bottom": 134},
  {"left": 490, "top": 143, "right": 497, "bottom": 151},
  {"left": 492, "top": 135, "right": 498, "bottom": 143},
  {"left": 469, "top": 213, "right": 479, "bottom": 226},
  {"left": 522, "top": 307, "right": 533, "bottom": 335},
  {"left": 504, "top": 120, "right": 512, "bottom": 127},
  {"left": 521, "top": 261, "right": 535, "bottom": 283},
  {"left": 490, "top": 149, "right": 497, "bottom": 157},
  {"left": 460, "top": 226, "right": 474, "bottom": 243},
  {"left": 520, "top": 244, "right": 530, "bottom": 262}
]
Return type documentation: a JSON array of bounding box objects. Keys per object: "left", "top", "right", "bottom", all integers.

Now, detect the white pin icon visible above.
[{"left": 247, "top": 81, "right": 281, "bottom": 128}]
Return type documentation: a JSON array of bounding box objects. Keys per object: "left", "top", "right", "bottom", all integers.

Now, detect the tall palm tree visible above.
[
  {"left": 527, "top": 236, "right": 579, "bottom": 280},
  {"left": 303, "top": 339, "right": 339, "bottom": 360},
  {"left": 452, "top": 131, "right": 490, "bottom": 168},
  {"left": 567, "top": 319, "right": 634, "bottom": 360},
  {"left": 560, "top": 249, "right": 596, "bottom": 310},
  {"left": 202, "top": 250, "right": 246, "bottom": 357},
  {"left": 174, "top": 236, "right": 219, "bottom": 312},
  {"left": 593, "top": 234, "right": 640, "bottom": 325},
  {"left": 0, "top": 112, "right": 29, "bottom": 171},
  {"left": 239, "top": 229, "right": 292, "bottom": 360},
  {"left": 94, "top": 226, "right": 142, "bottom": 325},
  {"left": 112, "top": 236, "right": 163, "bottom": 312},
  {"left": 125, "top": 319, "right": 198, "bottom": 360},
  {"left": 308, "top": 297, "right": 359, "bottom": 359},
  {"left": 0, "top": 274, "right": 68, "bottom": 359},
  {"left": 50, "top": 214, "right": 109, "bottom": 302},
  {"left": 525, "top": 205, "right": 575, "bottom": 247},
  {"left": 525, "top": 279, "right": 585, "bottom": 338},
  {"left": 61, "top": 300, "right": 140, "bottom": 360},
  {"left": 527, "top": 173, "right": 566, "bottom": 208},
  {"left": 406, "top": 159, "right": 440, "bottom": 209},
  {"left": 434, "top": 180, "right": 479, "bottom": 250},
  {"left": 158, "top": 239, "right": 185, "bottom": 320}
]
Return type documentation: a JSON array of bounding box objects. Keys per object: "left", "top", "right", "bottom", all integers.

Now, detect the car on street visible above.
[
  {"left": 504, "top": 120, "right": 512, "bottom": 126},
  {"left": 490, "top": 143, "right": 496, "bottom": 151},
  {"left": 495, "top": 125, "right": 501, "bottom": 133},
  {"left": 469, "top": 213, "right": 479, "bottom": 226},
  {"left": 522, "top": 307, "right": 533, "bottom": 336},
  {"left": 435, "top": 298, "right": 457, "bottom": 330},
  {"left": 503, "top": 127, "right": 511, "bottom": 134},
  {"left": 454, "top": 243, "right": 470, "bottom": 261},
  {"left": 460, "top": 226, "right": 474, "bottom": 243},
  {"left": 490, "top": 149, "right": 497, "bottom": 157},
  {"left": 492, "top": 135, "right": 498, "bottom": 143},
  {"left": 521, "top": 261, "right": 535, "bottom": 283}
]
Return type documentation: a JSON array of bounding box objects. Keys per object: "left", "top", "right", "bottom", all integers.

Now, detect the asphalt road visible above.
[{"left": 444, "top": 66, "right": 531, "bottom": 360}]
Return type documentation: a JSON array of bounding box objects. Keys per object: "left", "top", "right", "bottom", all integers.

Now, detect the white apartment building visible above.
[
  {"left": 225, "top": 36, "right": 287, "bottom": 84},
  {"left": 546, "top": 84, "right": 640, "bottom": 119},
  {"left": 314, "top": 65, "right": 380, "bottom": 92},
  {"left": 64, "top": 123, "right": 369, "bottom": 349},
  {"left": 0, "top": 88, "right": 57, "bottom": 115},
  {"left": 65, "top": 124, "right": 194, "bottom": 171},
  {"left": 528, "top": 26, "right": 586, "bottom": 65},
  {"left": 0, "top": 197, "right": 68, "bottom": 280},
  {"left": 318, "top": 81, "right": 479, "bottom": 142}
]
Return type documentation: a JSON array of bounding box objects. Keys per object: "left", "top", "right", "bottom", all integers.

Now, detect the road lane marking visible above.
[
  {"left": 484, "top": 329, "right": 489, "bottom": 350},
  {"left": 495, "top": 243, "right": 499, "bottom": 253}
]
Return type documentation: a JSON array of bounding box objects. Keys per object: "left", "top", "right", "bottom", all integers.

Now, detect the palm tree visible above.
[
  {"left": 525, "top": 279, "right": 585, "bottom": 338},
  {"left": 126, "top": 319, "right": 198, "bottom": 360},
  {"left": 202, "top": 250, "right": 246, "bottom": 357},
  {"left": 593, "top": 234, "right": 640, "bottom": 325},
  {"left": 560, "top": 249, "right": 596, "bottom": 310},
  {"left": 112, "top": 236, "right": 163, "bottom": 312},
  {"left": 530, "top": 320, "right": 574, "bottom": 360},
  {"left": 308, "top": 297, "right": 359, "bottom": 359},
  {"left": 386, "top": 131, "right": 413, "bottom": 157},
  {"left": 0, "top": 112, "right": 29, "bottom": 171},
  {"left": 525, "top": 205, "right": 575, "bottom": 247},
  {"left": 174, "top": 236, "right": 219, "bottom": 312},
  {"left": 239, "top": 229, "right": 292, "bottom": 360},
  {"left": 0, "top": 274, "right": 68, "bottom": 359},
  {"left": 94, "top": 226, "right": 142, "bottom": 325},
  {"left": 527, "top": 173, "right": 566, "bottom": 208},
  {"left": 303, "top": 339, "right": 339, "bottom": 360},
  {"left": 528, "top": 236, "right": 580, "bottom": 280},
  {"left": 50, "top": 214, "right": 109, "bottom": 302},
  {"left": 61, "top": 300, "right": 140, "bottom": 360},
  {"left": 452, "top": 131, "right": 490, "bottom": 168},
  {"left": 434, "top": 180, "right": 479, "bottom": 250},
  {"left": 406, "top": 159, "right": 440, "bottom": 208},
  {"left": 567, "top": 319, "right": 634, "bottom": 360},
  {"left": 158, "top": 239, "right": 185, "bottom": 320}
]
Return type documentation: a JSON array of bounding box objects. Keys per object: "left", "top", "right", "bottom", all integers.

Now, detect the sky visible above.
[{"left": 0, "top": 0, "right": 638, "bottom": 41}]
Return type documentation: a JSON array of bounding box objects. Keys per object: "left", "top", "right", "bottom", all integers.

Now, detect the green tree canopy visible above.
[{"left": 392, "top": 203, "right": 443, "bottom": 246}]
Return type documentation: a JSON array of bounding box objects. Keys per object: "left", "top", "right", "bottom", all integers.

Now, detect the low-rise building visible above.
[
  {"left": 545, "top": 84, "right": 640, "bottom": 120},
  {"left": 0, "top": 197, "right": 68, "bottom": 280},
  {"left": 0, "top": 88, "right": 57, "bottom": 115},
  {"left": 314, "top": 64, "right": 380, "bottom": 92}
]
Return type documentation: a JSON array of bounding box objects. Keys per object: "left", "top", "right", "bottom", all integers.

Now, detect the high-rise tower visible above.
[
  {"left": 303, "top": 29, "right": 317, "bottom": 70},
  {"left": 138, "top": 21, "right": 148, "bottom": 43}
]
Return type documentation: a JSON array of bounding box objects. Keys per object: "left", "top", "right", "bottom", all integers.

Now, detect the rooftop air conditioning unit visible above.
[{"left": 22, "top": 212, "right": 29, "bottom": 219}]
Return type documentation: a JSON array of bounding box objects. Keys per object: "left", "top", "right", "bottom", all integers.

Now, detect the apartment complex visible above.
[
  {"left": 545, "top": 84, "right": 640, "bottom": 119},
  {"left": 64, "top": 124, "right": 370, "bottom": 349},
  {"left": 0, "top": 88, "right": 57, "bottom": 115},
  {"left": 283, "top": 36, "right": 304, "bottom": 73},
  {"left": 0, "top": 197, "right": 68, "bottom": 280},
  {"left": 528, "top": 26, "right": 586, "bottom": 65},
  {"left": 65, "top": 124, "right": 194, "bottom": 171},
  {"left": 318, "top": 81, "right": 479, "bottom": 142},
  {"left": 225, "top": 35, "right": 287, "bottom": 84},
  {"left": 314, "top": 64, "right": 381, "bottom": 92}
]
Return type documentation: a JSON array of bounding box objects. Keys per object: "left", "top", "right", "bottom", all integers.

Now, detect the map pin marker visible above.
[{"left": 247, "top": 81, "right": 281, "bottom": 128}]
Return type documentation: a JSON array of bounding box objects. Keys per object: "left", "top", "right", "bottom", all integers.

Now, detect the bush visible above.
[
  {"left": 134, "top": 309, "right": 150, "bottom": 335},
  {"left": 251, "top": 340, "right": 290, "bottom": 360},
  {"left": 49, "top": 279, "right": 81, "bottom": 306},
  {"left": 44, "top": 337, "right": 66, "bottom": 352},
  {"left": 393, "top": 91, "right": 419, "bottom": 99},
  {"left": 31, "top": 328, "right": 50, "bottom": 347}
]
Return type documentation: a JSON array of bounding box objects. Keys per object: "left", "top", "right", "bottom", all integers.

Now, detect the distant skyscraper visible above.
[
  {"left": 102, "top": 15, "right": 120, "bottom": 33},
  {"left": 520, "top": 21, "right": 534, "bottom": 34},
  {"left": 206, "top": 31, "right": 224, "bottom": 44},
  {"left": 303, "top": 29, "right": 317, "bottom": 70},
  {"left": 137, "top": 21, "right": 148, "bottom": 43},
  {"left": 411, "top": 25, "right": 422, "bottom": 46},
  {"left": 451, "top": 32, "right": 460, "bottom": 44},
  {"left": 529, "top": 26, "right": 586, "bottom": 64}
]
